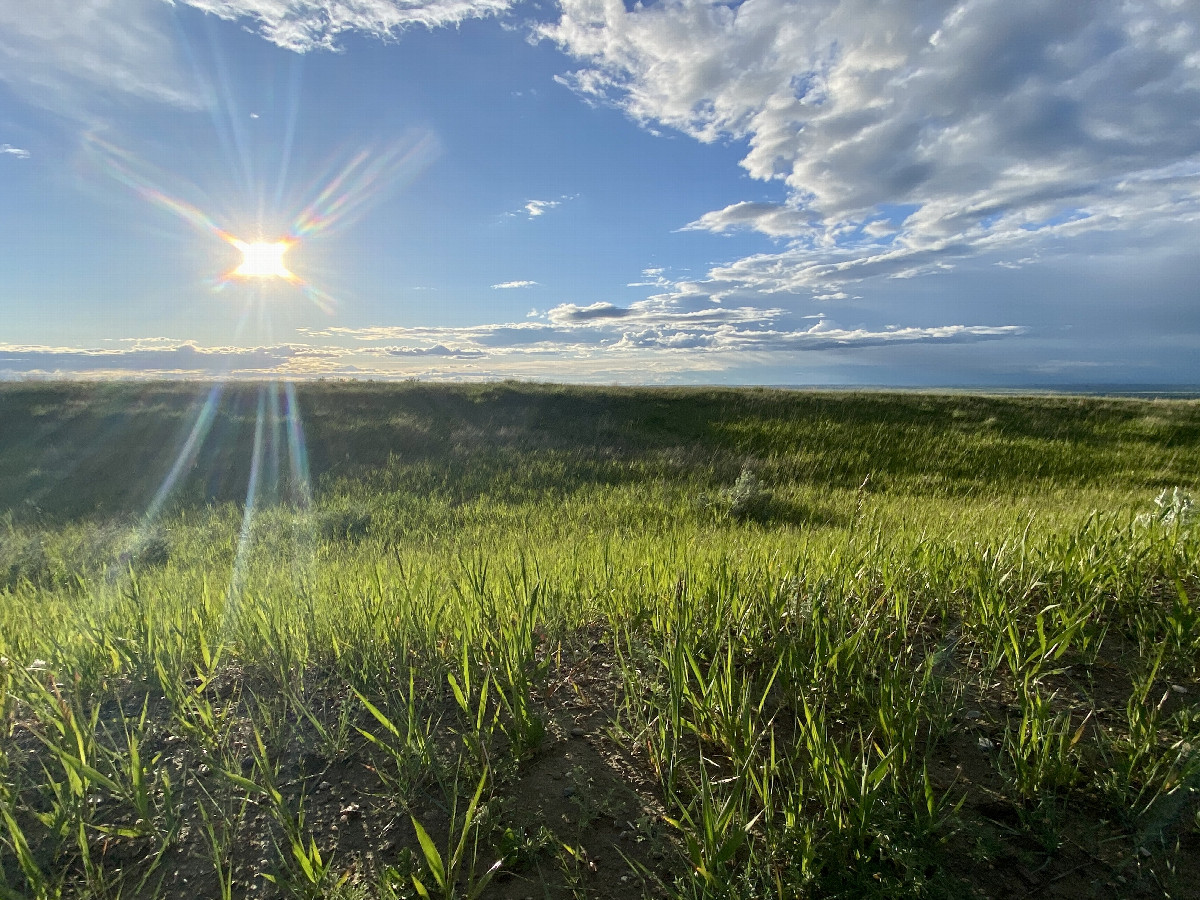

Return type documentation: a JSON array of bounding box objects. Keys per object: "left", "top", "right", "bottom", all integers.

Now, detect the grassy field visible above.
[{"left": 1, "top": 381, "right": 1198, "bottom": 899}]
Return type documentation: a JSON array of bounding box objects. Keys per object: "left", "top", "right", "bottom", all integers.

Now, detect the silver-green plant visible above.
[
  {"left": 722, "top": 467, "right": 771, "bottom": 521},
  {"left": 1139, "top": 487, "right": 1195, "bottom": 528}
]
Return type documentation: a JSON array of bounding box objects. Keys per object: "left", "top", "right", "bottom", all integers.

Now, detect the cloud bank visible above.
[
  {"left": 304, "top": 294, "right": 1022, "bottom": 356},
  {"left": 0, "top": 341, "right": 340, "bottom": 379}
]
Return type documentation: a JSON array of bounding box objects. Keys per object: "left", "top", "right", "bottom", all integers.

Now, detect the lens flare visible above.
[
  {"left": 84, "top": 130, "right": 437, "bottom": 316},
  {"left": 79, "top": 129, "right": 436, "bottom": 619}
]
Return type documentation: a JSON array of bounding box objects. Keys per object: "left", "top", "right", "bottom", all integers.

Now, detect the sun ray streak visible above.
[
  {"left": 203, "top": 21, "right": 256, "bottom": 200},
  {"left": 283, "top": 382, "right": 312, "bottom": 509},
  {"left": 226, "top": 386, "right": 267, "bottom": 623},
  {"left": 266, "top": 381, "right": 283, "bottom": 504},
  {"left": 144, "top": 384, "right": 224, "bottom": 524},
  {"left": 272, "top": 54, "right": 305, "bottom": 216}
]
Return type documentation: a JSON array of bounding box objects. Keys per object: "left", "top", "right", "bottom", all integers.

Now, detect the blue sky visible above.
[{"left": 1, "top": 0, "right": 1198, "bottom": 384}]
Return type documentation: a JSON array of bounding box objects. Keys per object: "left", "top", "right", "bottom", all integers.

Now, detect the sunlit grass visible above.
[{"left": 1, "top": 383, "right": 1198, "bottom": 897}]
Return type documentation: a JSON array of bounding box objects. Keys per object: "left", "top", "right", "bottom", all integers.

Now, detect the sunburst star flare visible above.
[{"left": 231, "top": 239, "right": 294, "bottom": 280}]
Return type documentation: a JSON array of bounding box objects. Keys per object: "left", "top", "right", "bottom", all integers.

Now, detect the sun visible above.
[{"left": 231, "top": 239, "right": 294, "bottom": 279}]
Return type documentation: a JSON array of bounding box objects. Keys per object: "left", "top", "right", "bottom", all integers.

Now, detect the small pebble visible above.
[
  {"left": 964, "top": 709, "right": 982, "bottom": 720},
  {"left": 1170, "top": 684, "right": 1188, "bottom": 694},
  {"left": 977, "top": 737, "right": 995, "bottom": 751},
  {"left": 571, "top": 727, "right": 586, "bottom": 738},
  {"left": 563, "top": 786, "right": 576, "bottom": 798}
]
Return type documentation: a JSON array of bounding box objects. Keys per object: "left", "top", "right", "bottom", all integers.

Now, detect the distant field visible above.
[{"left": 1, "top": 382, "right": 1198, "bottom": 899}]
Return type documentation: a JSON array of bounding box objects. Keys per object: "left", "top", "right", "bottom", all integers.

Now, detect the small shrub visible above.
[
  {"left": 1, "top": 533, "right": 54, "bottom": 589},
  {"left": 722, "top": 466, "right": 771, "bottom": 521},
  {"left": 134, "top": 529, "right": 171, "bottom": 568}
]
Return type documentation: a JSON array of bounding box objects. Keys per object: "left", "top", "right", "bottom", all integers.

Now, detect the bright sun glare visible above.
[{"left": 231, "top": 239, "right": 294, "bottom": 279}]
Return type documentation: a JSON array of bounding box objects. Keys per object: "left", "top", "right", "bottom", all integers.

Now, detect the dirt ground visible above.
[{"left": 3, "top": 631, "right": 1198, "bottom": 899}]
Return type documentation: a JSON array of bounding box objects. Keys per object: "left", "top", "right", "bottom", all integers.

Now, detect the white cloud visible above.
[
  {"left": 681, "top": 201, "right": 813, "bottom": 238},
  {"left": 506, "top": 196, "right": 576, "bottom": 219},
  {"left": 0, "top": 0, "right": 202, "bottom": 113},
  {"left": 524, "top": 199, "right": 559, "bottom": 217},
  {"left": 540, "top": 0, "right": 1200, "bottom": 293},
  {"left": 492, "top": 280, "right": 539, "bottom": 289},
  {"left": 178, "top": 0, "right": 516, "bottom": 53},
  {"left": 1, "top": 144, "right": 30, "bottom": 159},
  {"left": 301, "top": 291, "right": 1023, "bottom": 357},
  {"left": 0, "top": 0, "right": 516, "bottom": 115}
]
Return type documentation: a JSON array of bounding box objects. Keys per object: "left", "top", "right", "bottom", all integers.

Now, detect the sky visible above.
[{"left": 1, "top": 0, "right": 1198, "bottom": 385}]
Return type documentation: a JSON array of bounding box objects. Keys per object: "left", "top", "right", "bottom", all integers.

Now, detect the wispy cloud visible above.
[
  {"left": 492, "top": 280, "right": 538, "bottom": 289},
  {"left": 0, "top": 144, "right": 30, "bottom": 159},
  {"left": 177, "top": 0, "right": 516, "bottom": 53},
  {"left": 540, "top": 0, "right": 1200, "bottom": 295},
  {"left": 0, "top": 0, "right": 202, "bottom": 114}
]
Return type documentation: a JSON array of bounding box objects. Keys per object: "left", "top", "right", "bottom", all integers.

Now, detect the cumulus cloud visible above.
[
  {"left": 1, "top": 144, "right": 30, "bottom": 159},
  {"left": 492, "top": 280, "right": 539, "bottom": 289},
  {"left": 540, "top": 0, "right": 1200, "bottom": 293},
  {"left": 178, "top": 0, "right": 516, "bottom": 52}
]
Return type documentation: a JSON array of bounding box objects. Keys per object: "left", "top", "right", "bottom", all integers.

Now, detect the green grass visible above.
[{"left": 1, "top": 382, "right": 1198, "bottom": 898}]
